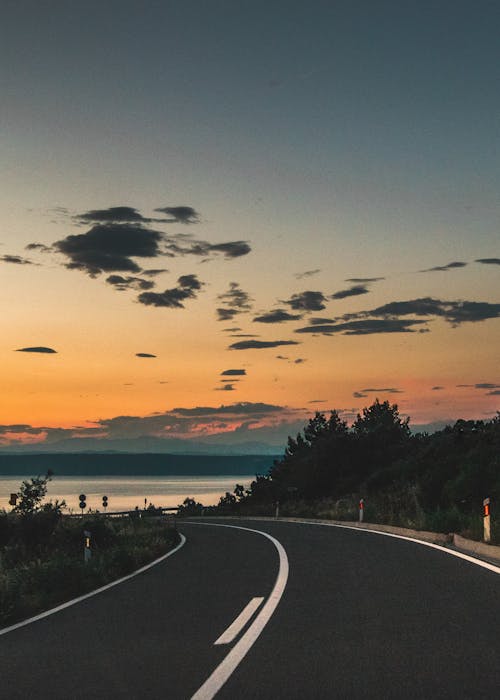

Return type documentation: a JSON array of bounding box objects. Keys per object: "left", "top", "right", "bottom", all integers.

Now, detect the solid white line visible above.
[
  {"left": 188, "top": 523, "right": 289, "bottom": 700},
  {"left": 0, "top": 533, "right": 187, "bottom": 637},
  {"left": 280, "top": 519, "right": 500, "bottom": 575},
  {"left": 214, "top": 597, "right": 264, "bottom": 645}
]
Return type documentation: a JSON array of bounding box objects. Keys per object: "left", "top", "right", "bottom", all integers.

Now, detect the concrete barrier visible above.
[{"left": 453, "top": 533, "right": 500, "bottom": 563}]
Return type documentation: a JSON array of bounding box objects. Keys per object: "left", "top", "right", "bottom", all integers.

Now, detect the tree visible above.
[
  {"left": 13, "top": 471, "right": 64, "bottom": 517},
  {"left": 352, "top": 399, "right": 410, "bottom": 442}
]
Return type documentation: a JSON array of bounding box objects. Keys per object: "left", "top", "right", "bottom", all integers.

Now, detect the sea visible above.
[
  {"left": 0, "top": 474, "right": 254, "bottom": 512},
  {"left": 0, "top": 453, "right": 277, "bottom": 513}
]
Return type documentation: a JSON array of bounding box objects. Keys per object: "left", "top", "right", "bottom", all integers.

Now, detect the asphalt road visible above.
[{"left": 2, "top": 519, "right": 500, "bottom": 699}]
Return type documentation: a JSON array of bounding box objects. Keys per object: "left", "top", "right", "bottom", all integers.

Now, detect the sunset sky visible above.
[{"left": 1, "top": 1, "right": 498, "bottom": 449}]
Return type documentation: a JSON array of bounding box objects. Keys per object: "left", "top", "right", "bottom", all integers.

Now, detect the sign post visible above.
[
  {"left": 275, "top": 501, "right": 280, "bottom": 520},
  {"left": 359, "top": 498, "right": 364, "bottom": 523},
  {"left": 483, "top": 497, "right": 491, "bottom": 543},
  {"left": 79, "top": 494, "right": 86, "bottom": 517},
  {"left": 83, "top": 530, "right": 92, "bottom": 563}
]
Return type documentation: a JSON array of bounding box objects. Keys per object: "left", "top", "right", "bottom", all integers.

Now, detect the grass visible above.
[{"left": 0, "top": 512, "right": 179, "bottom": 628}]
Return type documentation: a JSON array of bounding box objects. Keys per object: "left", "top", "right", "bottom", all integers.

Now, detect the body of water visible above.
[{"left": 0, "top": 474, "right": 253, "bottom": 512}]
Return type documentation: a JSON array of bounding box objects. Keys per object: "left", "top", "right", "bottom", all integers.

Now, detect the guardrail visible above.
[{"left": 66, "top": 507, "right": 179, "bottom": 518}]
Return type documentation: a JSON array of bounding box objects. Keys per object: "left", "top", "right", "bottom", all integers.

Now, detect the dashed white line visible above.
[
  {"left": 188, "top": 523, "right": 289, "bottom": 700},
  {"left": 214, "top": 596, "right": 264, "bottom": 645}
]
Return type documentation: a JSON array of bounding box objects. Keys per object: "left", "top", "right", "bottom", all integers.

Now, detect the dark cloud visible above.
[
  {"left": 172, "top": 402, "right": 285, "bottom": 417},
  {"left": 309, "top": 317, "right": 335, "bottom": 325},
  {"left": 137, "top": 274, "right": 203, "bottom": 308},
  {"left": 209, "top": 242, "right": 251, "bottom": 258},
  {"left": 222, "top": 327, "right": 241, "bottom": 332},
  {"left": 106, "top": 275, "right": 155, "bottom": 291},
  {"left": 474, "top": 383, "right": 500, "bottom": 390},
  {"left": 136, "top": 353, "right": 157, "bottom": 358},
  {"left": 331, "top": 285, "right": 369, "bottom": 300},
  {"left": 253, "top": 309, "right": 303, "bottom": 323},
  {"left": 220, "top": 379, "right": 240, "bottom": 383},
  {"left": 154, "top": 206, "right": 200, "bottom": 224},
  {"left": 476, "top": 258, "right": 500, "bottom": 265},
  {"left": 25, "top": 243, "right": 52, "bottom": 253},
  {"left": 163, "top": 237, "right": 250, "bottom": 259},
  {"left": 54, "top": 224, "right": 163, "bottom": 277},
  {"left": 294, "top": 269, "right": 321, "bottom": 279},
  {"left": 75, "top": 207, "right": 150, "bottom": 224},
  {"left": 142, "top": 268, "right": 168, "bottom": 277},
  {"left": 215, "top": 384, "right": 236, "bottom": 391},
  {"left": 221, "top": 369, "right": 247, "bottom": 376},
  {"left": 294, "top": 358, "right": 306, "bottom": 364},
  {"left": 345, "top": 277, "right": 385, "bottom": 283},
  {"left": 308, "top": 400, "right": 327, "bottom": 403},
  {"left": 361, "top": 387, "right": 403, "bottom": 394},
  {"left": 353, "top": 391, "right": 368, "bottom": 398},
  {"left": 419, "top": 261, "right": 467, "bottom": 272},
  {"left": 431, "top": 386, "right": 445, "bottom": 390},
  {"left": 342, "top": 297, "right": 500, "bottom": 327},
  {"left": 229, "top": 340, "right": 300, "bottom": 350},
  {"left": 487, "top": 389, "right": 500, "bottom": 395},
  {"left": 16, "top": 346, "right": 57, "bottom": 354},
  {"left": 217, "top": 283, "right": 253, "bottom": 321},
  {"left": 295, "top": 319, "right": 427, "bottom": 335},
  {"left": 276, "top": 355, "right": 289, "bottom": 360},
  {"left": 1, "top": 254, "right": 33, "bottom": 265},
  {"left": 229, "top": 334, "right": 260, "bottom": 338},
  {"left": 283, "top": 291, "right": 327, "bottom": 312}
]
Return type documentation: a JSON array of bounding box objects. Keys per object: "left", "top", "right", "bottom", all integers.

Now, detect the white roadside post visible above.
[
  {"left": 483, "top": 497, "right": 491, "bottom": 543},
  {"left": 83, "top": 530, "right": 92, "bottom": 563},
  {"left": 275, "top": 501, "right": 280, "bottom": 520},
  {"left": 359, "top": 498, "right": 364, "bottom": 523}
]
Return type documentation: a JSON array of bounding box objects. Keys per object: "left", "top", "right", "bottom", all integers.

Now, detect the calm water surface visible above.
[{"left": 0, "top": 475, "right": 253, "bottom": 512}]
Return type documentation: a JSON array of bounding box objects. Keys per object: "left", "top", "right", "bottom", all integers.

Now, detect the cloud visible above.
[
  {"left": 276, "top": 355, "right": 289, "bottom": 360},
  {"left": 1, "top": 255, "right": 34, "bottom": 265},
  {"left": 222, "top": 327, "right": 241, "bottom": 332},
  {"left": 137, "top": 274, "right": 204, "bottom": 308},
  {"left": 361, "top": 387, "right": 403, "bottom": 394},
  {"left": 295, "top": 319, "right": 428, "bottom": 335},
  {"left": 345, "top": 277, "right": 385, "bottom": 283},
  {"left": 474, "top": 383, "right": 500, "bottom": 390},
  {"left": 308, "top": 400, "right": 327, "bottom": 403},
  {"left": 229, "top": 334, "right": 259, "bottom": 338},
  {"left": 253, "top": 309, "right": 303, "bottom": 323},
  {"left": 220, "top": 379, "right": 240, "bottom": 383},
  {"left": 25, "top": 243, "right": 52, "bottom": 253},
  {"left": 229, "top": 340, "right": 300, "bottom": 350},
  {"left": 154, "top": 206, "right": 200, "bottom": 224},
  {"left": 431, "top": 386, "right": 445, "bottom": 390},
  {"left": 215, "top": 384, "right": 236, "bottom": 391},
  {"left": 353, "top": 391, "right": 368, "bottom": 398},
  {"left": 294, "top": 269, "right": 321, "bottom": 279},
  {"left": 216, "top": 283, "right": 253, "bottom": 321},
  {"left": 163, "top": 237, "right": 251, "bottom": 259},
  {"left": 106, "top": 275, "right": 155, "bottom": 291},
  {"left": 142, "top": 268, "right": 168, "bottom": 277},
  {"left": 294, "top": 358, "right": 306, "bottom": 364},
  {"left": 487, "top": 389, "right": 500, "bottom": 395},
  {"left": 308, "top": 317, "right": 335, "bottom": 325},
  {"left": 341, "top": 297, "right": 500, "bottom": 327},
  {"left": 331, "top": 285, "right": 369, "bottom": 300},
  {"left": 221, "top": 369, "right": 247, "bottom": 376},
  {"left": 16, "top": 346, "right": 57, "bottom": 354},
  {"left": 475, "top": 258, "right": 500, "bottom": 265},
  {"left": 54, "top": 224, "right": 163, "bottom": 276},
  {"left": 419, "top": 261, "right": 467, "bottom": 272},
  {"left": 136, "top": 353, "right": 157, "bottom": 358},
  {"left": 75, "top": 207, "right": 151, "bottom": 224},
  {"left": 283, "top": 291, "right": 327, "bottom": 311}
]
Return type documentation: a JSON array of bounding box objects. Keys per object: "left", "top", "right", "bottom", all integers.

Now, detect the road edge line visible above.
[
  {"left": 0, "top": 533, "right": 187, "bottom": 637},
  {"left": 188, "top": 523, "right": 289, "bottom": 700}
]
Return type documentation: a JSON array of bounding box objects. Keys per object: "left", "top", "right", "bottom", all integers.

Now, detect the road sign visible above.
[
  {"left": 9, "top": 493, "right": 17, "bottom": 506},
  {"left": 79, "top": 494, "right": 86, "bottom": 511},
  {"left": 102, "top": 495, "right": 108, "bottom": 509}
]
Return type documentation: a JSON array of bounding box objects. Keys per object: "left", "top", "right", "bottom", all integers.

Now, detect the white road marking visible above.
[
  {"left": 214, "top": 596, "right": 264, "bottom": 645},
  {"left": 188, "top": 523, "right": 289, "bottom": 700},
  {"left": 0, "top": 533, "right": 186, "bottom": 637}
]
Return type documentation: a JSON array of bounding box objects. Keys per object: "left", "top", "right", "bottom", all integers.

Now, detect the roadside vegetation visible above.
[
  {"left": 0, "top": 472, "right": 179, "bottom": 627},
  {"left": 178, "top": 400, "right": 500, "bottom": 544}
]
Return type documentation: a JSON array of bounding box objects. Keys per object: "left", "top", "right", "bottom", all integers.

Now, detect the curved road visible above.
[{"left": 2, "top": 519, "right": 500, "bottom": 698}]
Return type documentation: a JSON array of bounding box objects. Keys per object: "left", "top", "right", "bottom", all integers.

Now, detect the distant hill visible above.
[{"left": 0, "top": 452, "right": 279, "bottom": 476}]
